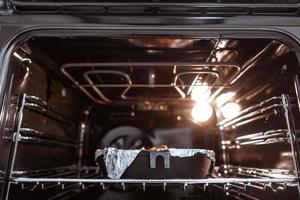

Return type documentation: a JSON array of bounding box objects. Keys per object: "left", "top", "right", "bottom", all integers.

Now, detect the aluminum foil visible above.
[
  {"left": 96, "top": 147, "right": 215, "bottom": 179},
  {"left": 98, "top": 148, "right": 140, "bottom": 179},
  {"left": 169, "top": 148, "right": 216, "bottom": 163}
]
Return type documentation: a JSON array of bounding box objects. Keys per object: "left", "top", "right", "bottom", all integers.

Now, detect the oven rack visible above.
[
  {"left": 212, "top": 184, "right": 258, "bottom": 200},
  {"left": 12, "top": 177, "right": 296, "bottom": 200},
  {"left": 221, "top": 129, "right": 300, "bottom": 149},
  {"left": 9, "top": 165, "right": 297, "bottom": 191},
  {"left": 8, "top": 164, "right": 298, "bottom": 194},
  {"left": 3, "top": 134, "right": 79, "bottom": 149},
  {"left": 10, "top": 165, "right": 78, "bottom": 177},
  {"left": 12, "top": 177, "right": 297, "bottom": 185},
  {"left": 6, "top": 94, "right": 80, "bottom": 148},
  {"left": 10, "top": 165, "right": 99, "bottom": 179},
  {"left": 23, "top": 95, "right": 78, "bottom": 126},
  {"left": 11, "top": 166, "right": 100, "bottom": 189},
  {"left": 11, "top": 167, "right": 101, "bottom": 200},
  {"left": 1, "top": 93, "right": 86, "bottom": 200},
  {"left": 18, "top": 128, "right": 78, "bottom": 148},
  {"left": 218, "top": 94, "right": 300, "bottom": 197},
  {"left": 215, "top": 169, "right": 298, "bottom": 198},
  {"left": 7, "top": 163, "right": 298, "bottom": 193},
  {"left": 11, "top": 177, "right": 297, "bottom": 193},
  {"left": 11, "top": 175, "right": 296, "bottom": 200},
  {"left": 217, "top": 96, "right": 289, "bottom": 129},
  {"left": 4, "top": 165, "right": 299, "bottom": 195},
  {"left": 219, "top": 165, "right": 296, "bottom": 179}
]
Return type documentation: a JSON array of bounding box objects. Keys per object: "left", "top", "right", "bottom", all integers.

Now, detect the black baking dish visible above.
[{"left": 96, "top": 149, "right": 215, "bottom": 179}]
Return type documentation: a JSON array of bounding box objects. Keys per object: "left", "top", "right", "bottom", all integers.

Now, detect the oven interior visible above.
[{"left": 1, "top": 35, "right": 300, "bottom": 200}]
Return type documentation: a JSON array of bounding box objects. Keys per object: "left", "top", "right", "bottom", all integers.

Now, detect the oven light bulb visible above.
[
  {"left": 191, "top": 85, "right": 211, "bottom": 101},
  {"left": 220, "top": 102, "right": 241, "bottom": 119},
  {"left": 191, "top": 101, "right": 213, "bottom": 122},
  {"left": 216, "top": 92, "right": 235, "bottom": 107}
]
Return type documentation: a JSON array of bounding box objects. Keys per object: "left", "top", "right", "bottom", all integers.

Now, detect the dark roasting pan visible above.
[{"left": 95, "top": 148, "right": 215, "bottom": 179}]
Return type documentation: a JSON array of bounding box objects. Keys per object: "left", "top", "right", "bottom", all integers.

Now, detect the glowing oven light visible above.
[
  {"left": 220, "top": 102, "right": 241, "bottom": 119},
  {"left": 191, "top": 84, "right": 211, "bottom": 102},
  {"left": 191, "top": 101, "right": 213, "bottom": 122},
  {"left": 216, "top": 92, "right": 235, "bottom": 107}
]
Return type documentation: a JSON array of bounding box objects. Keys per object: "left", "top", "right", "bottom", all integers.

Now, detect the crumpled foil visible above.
[
  {"left": 98, "top": 148, "right": 140, "bottom": 179},
  {"left": 95, "top": 147, "right": 215, "bottom": 179},
  {"left": 168, "top": 148, "right": 215, "bottom": 163}
]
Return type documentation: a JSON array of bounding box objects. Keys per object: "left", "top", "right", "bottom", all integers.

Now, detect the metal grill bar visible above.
[
  {"left": 13, "top": 177, "right": 297, "bottom": 184},
  {"left": 217, "top": 96, "right": 283, "bottom": 128}
]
